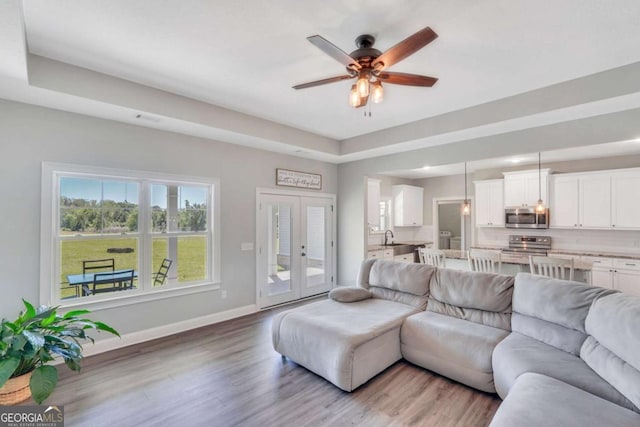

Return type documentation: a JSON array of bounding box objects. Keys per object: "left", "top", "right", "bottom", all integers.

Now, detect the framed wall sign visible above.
[{"left": 276, "top": 168, "right": 322, "bottom": 190}]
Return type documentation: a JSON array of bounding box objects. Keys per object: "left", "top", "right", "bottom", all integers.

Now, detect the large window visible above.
[{"left": 41, "top": 163, "right": 220, "bottom": 307}]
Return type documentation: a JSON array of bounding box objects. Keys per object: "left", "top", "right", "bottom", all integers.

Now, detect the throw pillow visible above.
[{"left": 329, "top": 287, "right": 372, "bottom": 303}]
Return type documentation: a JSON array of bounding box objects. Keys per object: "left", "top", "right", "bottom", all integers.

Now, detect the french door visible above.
[{"left": 257, "top": 191, "right": 335, "bottom": 308}]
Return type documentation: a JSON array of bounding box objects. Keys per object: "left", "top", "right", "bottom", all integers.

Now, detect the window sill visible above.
[{"left": 58, "top": 281, "right": 222, "bottom": 312}]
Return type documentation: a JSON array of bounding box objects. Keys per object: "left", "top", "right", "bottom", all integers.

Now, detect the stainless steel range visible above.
[{"left": 502, "top": 235, "right": 551, "bottom": 255}]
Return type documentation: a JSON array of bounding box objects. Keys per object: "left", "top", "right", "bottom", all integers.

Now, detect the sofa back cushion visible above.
[
  {"left": 512, "top": 273, "right": 616, "bottom": 355},
  {"left": 427, "top": 268, "right": 514, "bottom": 331},
  {"left": 582, "top": 293, "right": 640, "bottom": 411},
  {"left": 357, "top": 259, "right": 435, "bottom": 309}
]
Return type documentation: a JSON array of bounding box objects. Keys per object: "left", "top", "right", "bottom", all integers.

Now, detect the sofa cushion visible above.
[
  {"left": 512, "top": 273, "right": 616, "bottom": 354},
  {"left": 272, "top": 298, "right": 419, "bottom": 391},
  {"left": 428, "top": 268, "right": 514, "bottom": 330},
  {"left": 328, "top": 287, "right": 372, "bottom": 302},
  {"left": 358, "top": 259, "right": 436, "bottom": 309},
  {"left": 402, "top": 311, "right": 509, "bottom": 393},
  {"left": 492, "top": 332, "right": 636, "bottom": 411},
  {"left": 489, "top": 373, "right": 640, "bottom": 427},
  {"left": 582, "top": 293, "right": 640, "bottom": 411}
]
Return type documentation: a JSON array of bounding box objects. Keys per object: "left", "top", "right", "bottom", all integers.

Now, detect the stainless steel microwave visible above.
[{"left": 505, "top": 207, "right": 549, "bottom": 229}]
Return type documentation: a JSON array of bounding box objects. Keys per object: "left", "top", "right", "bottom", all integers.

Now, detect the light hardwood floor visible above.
[{"left": 42, "top": 300, "right": 501, "bottom": 426}]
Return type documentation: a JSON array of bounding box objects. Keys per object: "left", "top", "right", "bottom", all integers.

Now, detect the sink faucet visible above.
[{"left": 384, "top": 230, "right": 395, "bottom": 246}]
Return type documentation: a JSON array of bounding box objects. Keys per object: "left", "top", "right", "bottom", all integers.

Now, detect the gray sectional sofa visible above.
[{"left": 271, "top": 259, "right": 640, "bottom": 426}]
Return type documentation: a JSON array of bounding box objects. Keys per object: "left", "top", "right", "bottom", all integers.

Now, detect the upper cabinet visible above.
[
  {"left": 474, "top": 179, "right": 504, "bottom": 227},
  {"left": 392, "top": 185, "right": 423, "bottom": 227},
  {"left": 551, "top": 173, "right": 611, "bottom": 228},
  {"left": 550, "top": 168, "right": 640, "bottom": 230},
  {"left": 503, "top": 169, "right": 550, "bottom": 207},
  {"left": 550, "top": 175, "right": 579, "bottom": 228},
  {"left": 367, "top": 179, "right": 381, "bottom": 230},
  {"left": 611, "top": 170, "right": 640, "bottom": 229}
]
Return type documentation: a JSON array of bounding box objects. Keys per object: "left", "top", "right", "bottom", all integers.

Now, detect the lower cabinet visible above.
[
  {"left": 394, "top": 253, "right": 414, "bottom": 263},
  {"left": 584, "top": 256, "right": 640, "bottom": 296},
  {"left": 367, "top": 249, "right": 394, "bottom": 260}
]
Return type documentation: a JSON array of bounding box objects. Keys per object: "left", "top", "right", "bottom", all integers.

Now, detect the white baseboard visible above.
[{"left": 80, "top": 304, "right": 258, "bottom": 358}]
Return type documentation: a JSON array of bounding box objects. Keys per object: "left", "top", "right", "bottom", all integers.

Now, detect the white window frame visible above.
[{"left": 40, "top": 162, "right": 221, "bottom": 311}]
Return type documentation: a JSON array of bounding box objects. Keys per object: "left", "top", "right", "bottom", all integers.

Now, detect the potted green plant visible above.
[{"left": 0, "top": 299, "right": 119, "bottom": 404}]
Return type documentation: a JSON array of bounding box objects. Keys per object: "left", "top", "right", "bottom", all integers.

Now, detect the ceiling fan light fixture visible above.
[
  {"left": 295, "top": 27, "right": 438, "bottom": 108},
  {"left": 372, "top": 81, "right": 384, "bottom": 104},
  {"left": 349, "top": 84, "right": 360, "bottom": 107},
  {"left": 356, "top": 70, "right": 370, "bottom": 97}
]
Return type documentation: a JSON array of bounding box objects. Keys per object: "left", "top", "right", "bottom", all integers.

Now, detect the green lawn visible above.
[{"left": 60, "top": 236, "right": 206, "bottom": 299}]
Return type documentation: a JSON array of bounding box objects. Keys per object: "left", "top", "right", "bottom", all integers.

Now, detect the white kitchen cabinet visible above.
[
  {"left": 392, "top": 185, "right": 423, "bottom": 227},
  {"left": 367, "top": 179, "right": 381, "bottom": 230},
  {"left": 580, "top": 256, "right": 640, "bottom": 296},
  {"left": 367, "top": 248, "right": 393, "bottom": 259},
  {"left": 394, "top": 253, "right": 415, "bottom": 263},
  {"left": 611, "top": 170, "right": 640, "bottom": 229},
  {"left": 474, "top": 179, "right": 504, "bottom": 227},
  {"left": 580, "top": 174, "right": 611, "bottom": 228},
  {"left": 582, "top": 256, "right": 614, "bottom": 289},
  {"left": 503, "top": 169, "right": 549, "bottom": 207},
  {"left": 550, "top": 172, "right": 611, "bottom": 229},
  {"left": 611, "top": 259, "right": 640, "bottom": 297},
  {"left": 550, "top": 175, "right": 579, "bottom": 228}
]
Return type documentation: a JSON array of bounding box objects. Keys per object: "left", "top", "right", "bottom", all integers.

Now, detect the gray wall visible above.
[{"left": 0, "top": 99, "right": 337, "bottom": 334}]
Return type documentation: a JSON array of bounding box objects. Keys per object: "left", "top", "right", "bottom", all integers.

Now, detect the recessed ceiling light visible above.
[
  {"left": 510, "top": 158, "right": 523, "bottom": 164},
  {"left": 422, "top": 166, "right": 431, "bottom": 170}
]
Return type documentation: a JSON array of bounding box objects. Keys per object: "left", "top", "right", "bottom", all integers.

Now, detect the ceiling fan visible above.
[{"left": 293, "top": 26, "right": 439, "bottom": 108}]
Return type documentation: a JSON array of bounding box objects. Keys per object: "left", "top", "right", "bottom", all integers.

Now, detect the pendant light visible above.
[
  {"left": 462, "top": 162, "right": 470, "bottom": 215},
  {"left": 536, "top": 152, "right": 545, "bottom": 213}
]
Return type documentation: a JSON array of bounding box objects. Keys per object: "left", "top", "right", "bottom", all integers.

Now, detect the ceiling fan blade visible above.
[
  {"left": 307, "top": 35, "right": 361, "bottom": 70},
  {"left": 378, "top": 72, "right": 438, "bottom": 87},
  {"left": 372, "top": 26, "right": 438, "bottom": 71},
  {"left": 292, "top": 74, "right": 354, "bottom": 90}
]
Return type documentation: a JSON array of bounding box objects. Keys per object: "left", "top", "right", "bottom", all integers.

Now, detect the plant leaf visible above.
[
  {"left": 92, "top": 321, "right": 120, "bottom": 337},
  {"left": 30, "top": 365, "right": 58, "bottom": 404},
  {"left": 64, "top": 358, "right": 81, "bottom": 372},
  {"left": 22, "top": 299, "right": 37, "bottom": 321},
  {"left": 0, "top": 357, "right": 20, "bottom": 387},
  {"left": 22, "top": 330, "right": 45, "bottom": 350},
  {"left": 63, "top": 309, "right": 91, "bottom": 319}
]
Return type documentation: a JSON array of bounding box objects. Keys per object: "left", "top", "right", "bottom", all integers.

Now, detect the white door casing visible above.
[{"left": 256, "top": 189, "right": 336, "bottom": 308}]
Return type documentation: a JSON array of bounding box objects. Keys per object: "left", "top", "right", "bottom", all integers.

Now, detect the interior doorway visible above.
[{"left": 433, "top": 198, "right": 472, "bottom": 251}]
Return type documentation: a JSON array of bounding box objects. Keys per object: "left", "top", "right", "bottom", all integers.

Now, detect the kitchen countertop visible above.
[
  {"left": 548, "top": 249, "right": 640, "bottom": 261},
  {"left": 442, "top": 249, "right": 593, "bottom": 271},
  {"left": 368, "top": 241, "right": 433, "bottom": 251}
]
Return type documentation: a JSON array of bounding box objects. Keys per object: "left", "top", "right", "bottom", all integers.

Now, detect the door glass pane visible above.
[
  {"left": 267, "top": 203, "right": 292, "bottom": 296},
  {"left": 305, "top": 206, "right": 326, "bottom": 287}
]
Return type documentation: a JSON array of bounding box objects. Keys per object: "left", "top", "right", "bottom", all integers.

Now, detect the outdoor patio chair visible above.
[
  {"left": 153, "top": 258, "right": 173, "bottom": 286},
  {"left": 90, "top": 269, "right": 135, "bottom": 295},
  {"left": 83, "top": 258, "right": 115, "bottom": 274}
]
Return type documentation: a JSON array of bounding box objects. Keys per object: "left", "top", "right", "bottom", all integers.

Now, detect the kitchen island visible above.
[{"left": 441, "top": 249, "right": 592, "bottom": 283}]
